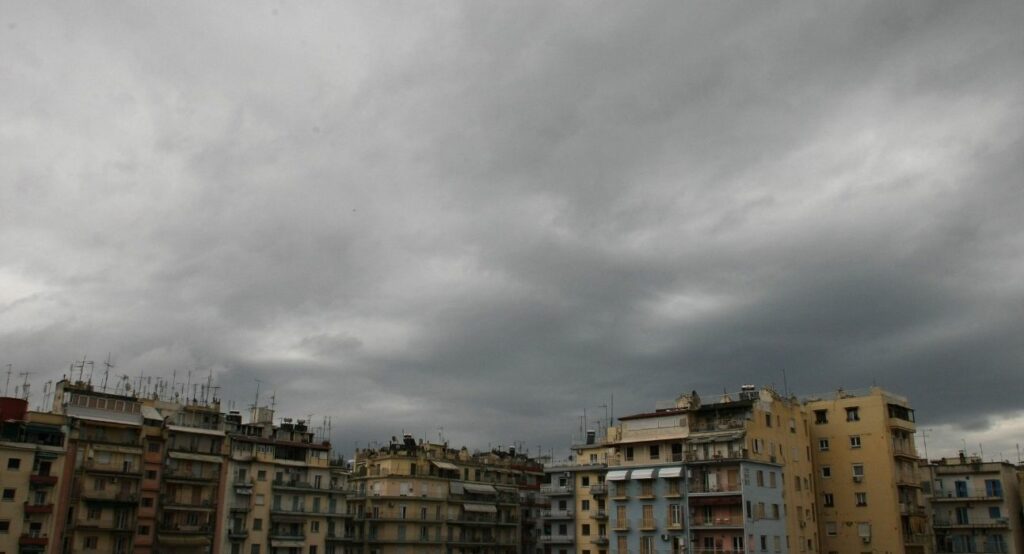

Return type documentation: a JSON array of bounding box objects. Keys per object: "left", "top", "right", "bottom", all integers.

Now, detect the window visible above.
[
  {"left": 855, "top": 492, "right": 867, "bottom": 506},
  {"left": 757, "top": 471, "right": 764, "bottom": 486},
  {"left": 581, "top": 476, "right": 590, "bottom": 487},
  {"left": 822, "top": 493, "right": 834, "bottom": 507},
  {"left": 985, "top": 479, "right": 1003, "bottom": 497},
  {"left": 257, "top": 470, "right": 267, "bottom": 481},
  {"left": 254, "top": 494, "right": 265, "bottom": 506},
  {"left": 148, "top": 442, "right": 161, "bottom": 452},
  {"left": 139, "top": 525, "right": 150, "bottom": 535},
  {"left": 311, "top": 521, "right": 320, "bottom": 532},
  {"left": 251, "top": 545, "right": 261, "bottom": 554},
  {"left": 640, "top": 536, "right": 654, "bottom": 554},
  {"left": 581, "top": 500, "right": 590, "bottom": 511},
  {"left": 849, "top": 436, "right": 861, "bottom": 448},
  {"left": 146, "top": 470, "right": 157, "bottom": 479},
  {"left": 309, "top": 547, "right": 318, "bottom": 554},
  {"left": 0, "top": 520, "right": 9, "bottom": 533},
  {"left": 852, "top": 464, "right": 864, "bottom": 478},
  {"left": 253, "top": 518, "right": 262, "bottom": 531},
  {"left": 582, "top": 524, "right": 591, "bottom": 536},
  {"left": 1, "top": 488, "right": 14, "bottom": 501},
  {"left": 85, "top": 536, "right": 99, "bottom": 549},
  {"left": 821, "top": 466, "right": 831, "bottom": 478},
  {"left": 649, "top": 445, "right": 660, "bottom": 460},
  {"left": 7, "top": 458, "right": 20, "bottom": 469},
  {"left": 87, "top": 507, "right": 101, "bottom": 519},
  {"left": 819, "top": 439, "right": 830, "bottom": 451},
  {"left": 814, "top": 410, "right": 828, "bottom": 424},
  {"left": 765, "top": 414, "right": 772, "bottom": 427},
  {"left": 640, "top": 481, "right": 653, "bottom": 497},
  {"left": 825, "top": 522, "right": 837, "bottom": 536},
  {"left": 142, "top": 496, "right": 154, "bottom": 507},
  {"left": 989, "top": 506, "right": 1002, "bottom": 519},
  {"left": 845, "top": 407, "right": 860, "bottom": 421},
  {"left": 769, "top": 472, "right": 776, "bottom": 488},
  {"left": 625, "top": 447, "right": 634, "bottom": 461}
]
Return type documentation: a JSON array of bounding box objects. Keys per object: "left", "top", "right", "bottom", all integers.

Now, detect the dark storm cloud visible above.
[{"left": 1, "top": 1, "right": 1022, "bottom": 458}]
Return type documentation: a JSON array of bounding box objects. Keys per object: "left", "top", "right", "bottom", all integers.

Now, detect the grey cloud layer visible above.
[{"left": 1, "top": 1, "right": 1022, "bottom": 456}]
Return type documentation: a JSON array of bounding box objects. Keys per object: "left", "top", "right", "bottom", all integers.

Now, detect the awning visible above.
[
  {"left": 432, "top": 460, "right": 459, "bottom": 471},
  {"left": 631, "top": 469, "right": 655, "bottom": 480},
  {"left": 167, "top": 425, "right": 225, "bottom": 437},
  {"left": 463, "top": 483, "right": 497, "bottom": 495},
  {"left": 605, "top": 470, "right": 629, "bottom": 481},
  {"left": 658, "top": 467, "right": 683, "bottom": 478},
  {"left": 141, "top": 406, "right": 164, "bottom": 421},
  {"left": 464, "top": 503, "right": 498, "bottom": 513},
  {"left": 687, "top": 431, "right": 744, "bottom": 444},
  {"left": 92, "top": 444, "right": 143, "bottom": 454},
  {"left": 270, "top": 539, "right": 306, "bottom": 548},
  {"left": 168, "top": 451, "right": 223, "bottom": 464},
  {"left": 495, "top": 485, "right": 518, "bottom": 494}
]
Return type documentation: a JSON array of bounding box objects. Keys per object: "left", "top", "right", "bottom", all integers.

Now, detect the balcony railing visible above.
[
  {"left": 589, "top": 483, "right": 608, "bottom": 495},
  {"left": 685, "top": 449, "right": 750, "bottom": 463},
  {"left": 30, "top": 474, "right": 59, "bottom": 487},
  {"left": 689, "top": 483, "right": 741, "bottom": 494},
  {"left": 540, "top": 484, "right": 574, "bottom": 495},
  {"left": 24, "top": 502, "right": 55, "bottom": 514},
  {"left": 538, "top": 534, "right": 574, "bottom": 543},
  {"left": 542, "top": 509, "right": 575, "bottom": 519},
  {"left": 614, "top": 518, "right": 631, "bottom": 531},
  {"left": 691, "top": 517, "right": 742, "bottom": 528},
  {"left": 933, "top": 518, "right": 1009, "bottom": 529},
  {"left": 19, "top": 533, "right": 49, "bottom": 546}
]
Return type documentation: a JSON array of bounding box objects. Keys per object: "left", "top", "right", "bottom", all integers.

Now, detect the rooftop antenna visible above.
[
  {"left": 919, "top": 429, "right": 931, "bottom": 460},
  {"left": 18, "top": 371, "right": 31, "bottom": 402},
  {"left": 782, "top": 368, "right": 789, "bottom": 397},
  {"left": 252, "top": 379, "right": 262, "bottom": 410},
  {"left": 270, "top": 391, "right": 277, "bottom": 412},
  {"left": 4, "top": 363, "right": 11, "bottom": 396},
  {"left": 102, "top": 354, "right": 114, "bottom": 392},
  {"left": 84, "top": 360, "right": 95, "bottom": 385},
  {"left": 185, "top": 370, "right": 192, "bottom": 401},
  {"left": 205, "top": 368, "right": 213, "bottom": 404}
]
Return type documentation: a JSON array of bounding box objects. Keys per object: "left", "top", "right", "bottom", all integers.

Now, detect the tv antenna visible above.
[
  {"left": 102, "top": 353, "right": 114, "bottom": 392},
  {"left": 3, "top": 363, "right": 11, "bottom": 396}
]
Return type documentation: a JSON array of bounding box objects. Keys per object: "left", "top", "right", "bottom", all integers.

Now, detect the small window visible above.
[
  {"left": 581, "top": 499, "right": 590, "bottom": 511},
  {"left": 823, "top": 493, "right": 834, "bottom": 507},
  {"left": 850, "top": 436, "right": 861, "bottom": 449},
  {"left": 765, "top": 414, "right": 772, "bottom": 427},
  {"left": 989, "top": 507, "right": 1001, "bottom": 519},
  {"left": 819, "top": 439, "right": 830, "bottom": 451},
  {"left": 0, "top": 520, "right": 9, "bottom": 532},
  {"left": 582, "top": 524, "right": 591, "bottom": 536},
  {"left": 85, "top": 536, "right": 99, "bottom": 549},
  {"left": 7, "top": 458, "right": 20, "bottom": 470},
  {"left": 148, "top": 442, "right": 161, "bottom": 452},
  {"left": 649, "top": 445, "right": 659, "bottom": 460},
  {"left": 142, "top": 497, "right": 154, "bottom": 507},
  {"left": 825, "top": 522, "right": 837, "bottom": 536},
  {"left": 855, "top": 492, "right": 867, "bottom": 506},
  {"left": 625, "top": 447, "right": 634, "bottom": 461},
  {"left": 814, "top": 410, "right": 828, "bottom": 424},
  {"left": 253, "top": 518, "right": 263, "bottom": 530},
  {"left": 581, "top": 476, "right": 590, "bottom": 487},
  {"left": 821, "top": 466, "right": 831, "bottom": 478},
  {"left": 845, "top": 407, "right": 860, "bottom": 421},
  {"left": 146, "top": 470, "right": 157, "bottom": 479},
  {"left": 257, "top": 470, "right": 267, "bottom": 481},
  {"left": 138, "top": 525, "right": 150, "bottom": 535},
  {"left": 1, "top": 489, "right": 15, "bottom": 501},
  {"left": 852, "top": 464, "right": 864, "bottom": 477}
]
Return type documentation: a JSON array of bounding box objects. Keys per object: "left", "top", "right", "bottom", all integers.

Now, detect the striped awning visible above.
[
  {"left": 631, "top": 468, "right": 655, "bottom": 480},
  {"left": 658, "top": 467, "right": 683, "bottom": 478},
  {"left": 605, "top": 470, "right": 629, "bottom": 481}
]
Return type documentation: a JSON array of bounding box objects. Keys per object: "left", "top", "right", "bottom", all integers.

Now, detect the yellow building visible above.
[
  {"left": 805, "top": 387, "right": 930, "bottom": 554},
  {"left": 0, "top": 398, "right": 67, "bottom": 554},
  {"left": 350, "top": 436, "right": 544, "bottom": 554}
]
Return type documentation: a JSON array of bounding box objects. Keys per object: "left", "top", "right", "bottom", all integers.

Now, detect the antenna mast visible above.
[
  {"left": 3, "top": 364, "right": 11, "bottom": 396},
  {"left": 102, "top": 354, "right": 114, "bottom": 392}
]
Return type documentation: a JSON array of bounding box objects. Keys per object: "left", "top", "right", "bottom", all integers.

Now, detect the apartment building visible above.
[
  {"left": 923, "top": 455, "right": 1023, "bottom": 554},
  {"left": 805, "top": 387, "right": 931, "bottom": 554},
  {"left": 538, "top": 433, "right": 611, "bottom": 554},
  {"left": 0, "top": 397, "right": 67, "bottom": 554},
  {"left": 52, "top": 380, "right": 146, "bottom": 554},
  {"left": 222, "top": 406, "right": 347, "bottom": 554},
  {"left": 349, "top": 436, "right": 544, "bottom": 554},
  {"left": 605, "top": 386, "right": 818, "bottom": 554}
]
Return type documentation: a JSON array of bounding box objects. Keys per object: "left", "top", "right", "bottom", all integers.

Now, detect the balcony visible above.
[
  {"left": 685, "top": 449, "right": 750, "bottom": 464},
  {"left": 538, "top": 534, "right": 574, "bottom": 544},
  {"left": 591, "top": 509, "right": 608, "bottom": 521},
  {"left": 592, "top": 537, "right": 610, "bottom": 546},
  {"left": 932, "top": 493, "right": 1003, "bottom": 503},
  {"left": 23, "top": 502, "right": 54, "bottom": 514},
  {"left": 691, "top": 517, "right": 743, "bottom": 529},
  {"left": 933, "top": 518, "right": 1010, "bottom": 529},
  {"left": 80, "top": 490, "right": 139, "bottom": 504},
  {"left": 614, "top": 518, "right": 631, "bottom": 531},
  {"left": 164, "top": 470, "right": 219, "bottom": 483},
  {"left": 899, "top": 502, "right": 927, "bottom": 516},
  {"left": 20, "top": 532, "right": 49, "bottom": 546},
  {"left": 228, "top": 528, "right": 249, "bottom": 540},
  {"left": 83, "top": 461, "right": 142, "bottom": 477},
  {"left": 326, "top": 533, "right": 359, "bottom": 542},
  {"left": 689, "top": 483, "right": 742, "bottom": 495},
  {"left": 892, "top": 443, "right": 919, "bottom": 459},
  {"left": 29, "top": 474, "right": 58, "bottom": 487},
  {"left": 640, "top": 518, "right": 657, "bottom": 531},
  {"left": 158, "top": 524, "right": 214, "bottom": 535},
  {"left": 542, "top": 509, "right": 575, "bottom": 519},
  {"left": 269, "top": 531, "right": 306, "bottom": 541},
  {"left": 272, "top": 478, "right": 323, "bottom": 492},
  {"left": 540, "top": 484, "right": 574, "bottom": 496},
  {"left": 161, "top": 497, "right": 217, "bottom": 511},
  {"left": 589, "top": 483, "right": 608, "bottom": 495}
]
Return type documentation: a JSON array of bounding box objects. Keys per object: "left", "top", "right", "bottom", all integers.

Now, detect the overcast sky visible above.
[{"left": 2, "top": 1, "right": 1022, "bottom": 461}]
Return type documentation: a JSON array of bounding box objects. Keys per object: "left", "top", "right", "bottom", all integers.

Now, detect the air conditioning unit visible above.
[
  {"left": 853, "top": 476, "right": 863, "bottom": 483},
  {"left": 660, "top": 534, "right": 670, "bottom": 541},
  {"left": 861, "top": 536, "right": 871, "bottom": 543}
]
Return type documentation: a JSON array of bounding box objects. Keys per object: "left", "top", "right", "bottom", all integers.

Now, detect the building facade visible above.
[
  {"left": 0, "top": 398, "right": 67, "bottom": 554},
  {"left": 349, "top": 436, "right": 544, "bottom": 554},
  {"left": 805, "top": 387, "right": 931, "bottom": 554},
  {"left": 923, "top": 455, "right": 1023, "bottom": 554}
]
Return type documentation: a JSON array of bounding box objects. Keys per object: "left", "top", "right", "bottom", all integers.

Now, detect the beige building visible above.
[
  {"left": 923, "top": 455, "right": 1023, "bottom": 554},
  {"left": 0, "top": 398, "right": 67, "bottom": 554},
  {"left": 806, "top": 387, "right": 930, "bottom": 554},
  {"left": 350, "top": 436, "right": 544, "bottom": 554},
  {"left": 222, "top": 406, "right": 348, "bottom": 554}
]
